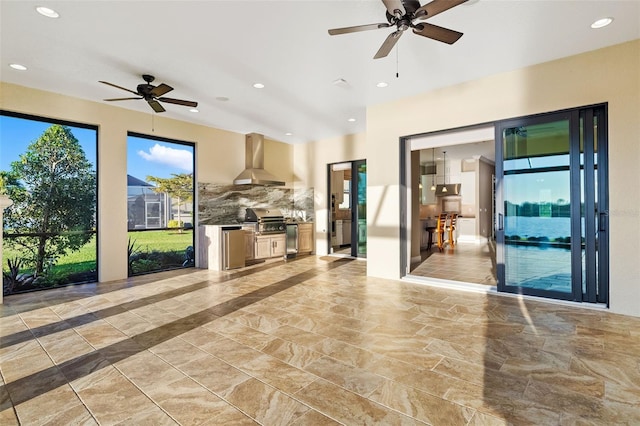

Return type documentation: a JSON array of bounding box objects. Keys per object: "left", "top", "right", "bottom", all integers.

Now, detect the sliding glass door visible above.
[
  {"left": 328, "top": 160, "right": 366, "bottom": 258},
  {"left": 352, "top": 160, "right": 367, "bottom": 258},
  {"left": 495, "top": 106, "right": 608, "bottom": 303}
]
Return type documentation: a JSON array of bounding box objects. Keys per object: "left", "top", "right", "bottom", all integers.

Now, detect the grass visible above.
[
  {"left": 2, "top": 229, "right": 193, "bottom": 274},
  {"left": 128, "top": 229, "right": 193, "bottom": 253}
]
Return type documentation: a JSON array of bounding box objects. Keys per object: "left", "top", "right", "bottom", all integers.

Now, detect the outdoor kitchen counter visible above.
[{"left": 197, "top": 224, "right": 245, "bottom": 271}]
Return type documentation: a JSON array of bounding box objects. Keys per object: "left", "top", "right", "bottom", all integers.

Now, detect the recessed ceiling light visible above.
[
  {"left": 36, "top": 6, "right": 59, "bottom": 18},
  {"left": 189, "top": 108, "right": 199, "bottom": 113},
  {"left": 285, "top": 132, "right": 293, "bottom": 136},
  {"left": 347, "top": 118, "right": 356, "bottom": 122},
  {"left": 376, "top": 82, "right": 388, "bottom": 88},
  {"left": 253, "top": 83, "right": 265, "bottom": 89},
  {"left": 591, "top": 17, "right": 613, "bottom": 29},
  {"left": 215, "top": 96, "right": 229, "bottom": 102},
  {"left": 9, "top": 63, "right": 27, "bottom": 71}
]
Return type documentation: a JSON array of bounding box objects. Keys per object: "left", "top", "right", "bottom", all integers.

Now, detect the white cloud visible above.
[{"left": 138, "top": 144, "right": 193, "bottom": 172}]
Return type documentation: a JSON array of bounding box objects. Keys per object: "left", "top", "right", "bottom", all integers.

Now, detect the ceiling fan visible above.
[
  {"left": 328, "top": 0, "right": 468, "bottom": 59},
  {"left": 99, "top": 74, "right": 198, "bottom": 113}
]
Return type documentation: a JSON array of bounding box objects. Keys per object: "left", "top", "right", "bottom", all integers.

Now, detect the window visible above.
[
  {"left": 339, "top": 178, "right": 350, "bottom": 209},
  {"left": 1, "top": 111, "right": 98, "bottom": 295},
  {"left": 126, "top": 133, "right": 195, "bottom": 276}
]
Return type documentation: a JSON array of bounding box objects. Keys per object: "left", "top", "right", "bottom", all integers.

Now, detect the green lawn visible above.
[
  {"left": 2, "top": 229, "right": 193, "bottom": 274},
  {"left": 128, "top": 229, "right": 193, "bottom": 253}
]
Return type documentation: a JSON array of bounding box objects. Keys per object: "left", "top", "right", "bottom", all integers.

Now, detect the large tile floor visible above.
[{"left": 1, "top": 255, "right": 639, "bottom": 425}]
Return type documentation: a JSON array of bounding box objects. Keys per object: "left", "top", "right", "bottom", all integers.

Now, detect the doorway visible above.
[
  {"left": 328, "top": 160, "right": 367, "bottom": 258},
  {"left": 401, "top": 105, "right": 608, "bottom": 305},
  {"left": 405, "top": 126, "right": 497, "bottom": 286}
]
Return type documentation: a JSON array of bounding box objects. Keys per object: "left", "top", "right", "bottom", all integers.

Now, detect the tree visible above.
[
  {"left": 145, "top": 173, "right": 193, "bottom": 231},
  {"left": 3, "top": 125, "right": 96, "bottom": 275}
]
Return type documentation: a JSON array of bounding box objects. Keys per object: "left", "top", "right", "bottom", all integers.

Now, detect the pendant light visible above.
[
  {"left": 430, "top": 148, "right": 436, "bottom": 191},
  {"left": 442, "top": 151, "right": 448, "bottom": 193}
]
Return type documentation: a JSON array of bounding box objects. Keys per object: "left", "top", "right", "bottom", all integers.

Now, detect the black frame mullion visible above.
[
  {"left": 569, "top": 110, "right": 584, "bottom": 302},
  {"left": 326, "top": 163, "right": 332, "bottom": 254},
  {"left": 596, "top": 106, "right": 609, "bottom": 305},
  {"left": 399, "top": 139, "right": 409, "bottom": 274},
  {"left": 581, "top": 109, "right": 597, "bottom": 303},
  {"left": 494, "top": 125, "right": 506, "bottom": 292}
]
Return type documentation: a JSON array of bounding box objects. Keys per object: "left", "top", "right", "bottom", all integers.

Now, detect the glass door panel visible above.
[
  {"left": 496, "top": 106, "right": 608, "bottom": 303},
  {"left": 353, "top": 160, "right": 367, "bottom": 258},
  {"left": 501, "top": 119, "right": 573, "bottom": 296}
]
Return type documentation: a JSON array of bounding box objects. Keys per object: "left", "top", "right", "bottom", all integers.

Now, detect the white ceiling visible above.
[{"left": 1, "top": 1, "right": 638, "bottom": 145}]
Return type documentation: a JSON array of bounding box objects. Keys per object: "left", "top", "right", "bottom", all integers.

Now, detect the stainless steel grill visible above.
[{"left": 244, "top": 208, "right": 285, "bottom": 235}]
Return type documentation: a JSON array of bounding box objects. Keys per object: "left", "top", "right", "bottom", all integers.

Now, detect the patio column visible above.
[{"left": 0, "top": 195, "right": 13, "bottom": 304}]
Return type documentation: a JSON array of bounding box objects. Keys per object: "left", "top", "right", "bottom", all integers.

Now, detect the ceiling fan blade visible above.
[
  {"left": 150, "top": 83, "right": 173, "bottom": 97},
  {"left": 158, "top": 97, "right": 198, "bottom": 108},
  {"left": 148, "top": 100, "right": 165, "bottom": 113},
  {"left": 374, "top": 30, "right": 403, "bottom": 59},
  {"left": 328, "top": 22, "right": 390, "bottom": 35},
  {"left": 416, "top": 0, "right": 468, "bottom": 19},
  {"left": 99, "top": 80, "right": 140, "bottom": 96},
  {"left": 104, "top": 97, "right": 142, "bottom": 101},
  {"left": 382, "top": 0, "right": 406, "bottom": 17},
  {"left": 413, "top": 22, "right": 463, "bottom": 44}
]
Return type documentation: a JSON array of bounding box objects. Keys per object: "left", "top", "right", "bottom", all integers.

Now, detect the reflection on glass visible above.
[
  {"left": 357, "top": 162, "right": 367, "bottom": 257},
  {"left": 502, "top": 120, "right": 572, "bottom": 293}
]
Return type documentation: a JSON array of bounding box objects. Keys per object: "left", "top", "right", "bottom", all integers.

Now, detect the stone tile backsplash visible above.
[{"left": 198, "top": 183, "right": 314, "bottom": 225}]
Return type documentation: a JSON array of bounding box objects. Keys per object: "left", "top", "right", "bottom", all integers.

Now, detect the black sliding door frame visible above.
[
  {"left": 495, "top": 104, "right": 609, "bottom": 304},
  {"left": 327, "top": 160, "right": 367, "bottom": 258}
]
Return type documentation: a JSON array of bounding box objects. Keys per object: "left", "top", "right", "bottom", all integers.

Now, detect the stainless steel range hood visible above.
[{"left": 233, "top": 133, "right": 285, "bottom": 186}]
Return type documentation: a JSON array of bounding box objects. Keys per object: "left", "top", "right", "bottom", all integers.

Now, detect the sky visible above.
[
  {"left": 127, "top": 135, "right": 193, "bottom": 181},
  {"left": 1, "top": 114, "right": 193, "bottom": 184},
  {"left": 1, "top": 115, "right": 97, "bottom": 170}
]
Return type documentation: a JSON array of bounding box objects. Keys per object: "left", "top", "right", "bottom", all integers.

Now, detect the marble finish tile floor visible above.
[{"left": 1, "top": 255, "right": 639, "bottom": 425}]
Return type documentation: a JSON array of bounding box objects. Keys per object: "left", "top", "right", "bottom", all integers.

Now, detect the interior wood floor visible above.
[{"left": 1, "top": 255, "right": 639, "bottom": 425}]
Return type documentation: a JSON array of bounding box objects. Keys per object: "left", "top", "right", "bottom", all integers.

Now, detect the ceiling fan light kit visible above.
[
  {"left": 99, "top": 74, "right": 198, "bottom": 113},
  {"left": 328, "top": 0, "right": 468, "bottom": 59}
]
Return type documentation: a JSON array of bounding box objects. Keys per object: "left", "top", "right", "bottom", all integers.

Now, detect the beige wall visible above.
[
  {"left": 292, "top": 132, "right": 367, "bottom": 255},
  {"left": 2, "top": 40, "right": 639, "bottom": 316},
  {"left": 366, "top": 39, "right": 640, "bottom": 316},
  {"left": 0, "top": 82, "right": 294, "bottom": 282}
]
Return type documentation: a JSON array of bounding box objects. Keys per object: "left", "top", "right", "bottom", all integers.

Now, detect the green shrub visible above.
[{"left": 168, "top": 220, "right": 184, "bottom": 228}]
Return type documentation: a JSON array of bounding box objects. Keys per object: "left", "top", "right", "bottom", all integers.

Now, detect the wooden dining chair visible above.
[
  {"left": 447, "top": 213, "right": 458, "bottom": 247},
  {"left": 436, "top": 213, "right": 448, "bottom": 251}
]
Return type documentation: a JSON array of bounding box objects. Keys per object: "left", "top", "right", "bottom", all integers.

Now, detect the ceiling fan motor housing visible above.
[
  {"left": 386, "top": 0, "right": 422, "bottom": 29},
  {"left": 136, "top": 83, "right": 155, "bottom": 97}
]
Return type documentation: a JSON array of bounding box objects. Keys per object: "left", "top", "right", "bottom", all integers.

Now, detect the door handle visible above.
[
  {"left": 599, "top": 211, "right": 608, "bottom": 232},
  {"left": 498, "top": 213, "right": 504, "bottom": 231}
]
